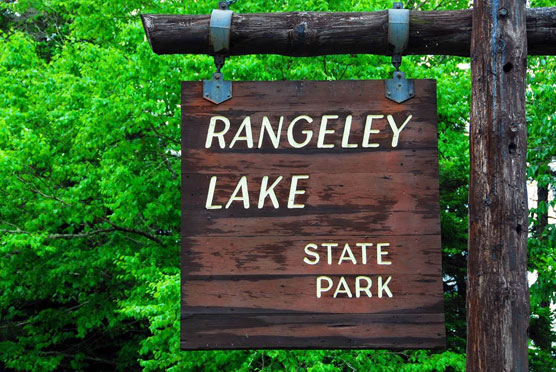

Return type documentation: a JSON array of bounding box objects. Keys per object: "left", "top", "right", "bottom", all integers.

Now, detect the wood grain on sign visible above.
[{"left": 181, "top": 80, "right": 444, "bottom": 350}]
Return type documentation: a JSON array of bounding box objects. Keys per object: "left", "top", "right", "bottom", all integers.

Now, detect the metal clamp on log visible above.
[
  {"left": 385, "top": 2, "right": 414, "bottom": 103},
  {"left": 203, "top": 3, "right": 233, "bottom": 104}
]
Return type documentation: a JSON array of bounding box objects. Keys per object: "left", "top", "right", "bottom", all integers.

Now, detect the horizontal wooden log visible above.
[
  {"left": 181, "top": 313, "right": 446, "bottom": 349},
  {"left": 142, "top": 7, "right": 556, "bottom": 57}
]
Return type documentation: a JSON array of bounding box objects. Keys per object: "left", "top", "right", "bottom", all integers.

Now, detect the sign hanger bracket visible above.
[
  {"left": 203, "top": 2, "right": 234, "bottom": 104},
  {"left": 385, "top": 2, "right": 414, "bottom": 103}
]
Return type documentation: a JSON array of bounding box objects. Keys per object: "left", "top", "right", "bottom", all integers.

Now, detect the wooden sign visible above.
[{"left": 181, "top": 80, "right": 445, "bottom": 350}]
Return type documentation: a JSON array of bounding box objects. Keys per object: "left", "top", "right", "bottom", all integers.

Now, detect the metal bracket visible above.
[
  {"left": 388, "top": 2, "right": 409, "bottom": 66},
  {"left": 385, "top": 2, "right": 414, "bottom": 103},
  {"left": 203, "top": 7, "right": 233, "bottom": 104},
  {"left": 209, "top": 8, "right": 233, "bottom": 54},
  {"left": 385, "top": 71, "right": 415, "bottom": 103},
  {"left": 203, "top": 72, "right": 232, "bottom": 105}
]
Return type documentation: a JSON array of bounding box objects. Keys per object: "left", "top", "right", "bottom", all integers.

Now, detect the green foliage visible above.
[
  {"left": 526, "top": 55, "right": 556, "bottom": 367},
  {"left": 526, "top": 6, "right": 556, "bottom": 356},
  {"left": 0, "top": 0, "right": 554, "bottom": 371}
]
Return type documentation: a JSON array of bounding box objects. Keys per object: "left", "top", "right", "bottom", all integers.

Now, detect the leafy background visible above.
[{"left": 0, "top": 0, "right": 554, "bottom": 370}]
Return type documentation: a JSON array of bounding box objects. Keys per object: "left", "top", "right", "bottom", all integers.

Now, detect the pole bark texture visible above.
[
  {"left": 141, "top": 8, "right": 556, "bottom": 57},
  {"left": 468, "top": 0, "right": 529, "bottom": 371}
]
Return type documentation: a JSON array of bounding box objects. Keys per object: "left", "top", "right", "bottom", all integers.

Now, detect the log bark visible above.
[
  {"left": 468, "top": 0, "right": 529, "bottom": 370},
  {"left": 141, "top": 7, "right": 556, "bottom": 57}
]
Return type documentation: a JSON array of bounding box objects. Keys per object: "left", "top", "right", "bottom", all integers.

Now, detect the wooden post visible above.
[{"left": 468, "top": 0, "right": 529, "bottom": 371}]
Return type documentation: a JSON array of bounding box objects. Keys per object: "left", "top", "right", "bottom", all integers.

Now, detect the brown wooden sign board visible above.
[{"left": 181, "top": 80, "right": 445, "bottom": 350}]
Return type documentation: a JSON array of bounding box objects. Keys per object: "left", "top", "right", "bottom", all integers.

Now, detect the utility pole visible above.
[{"left": 468, "top": 0, "right": 529, "bottom": 370}]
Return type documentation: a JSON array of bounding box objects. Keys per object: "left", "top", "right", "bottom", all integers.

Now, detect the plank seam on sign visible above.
[
  {"left": 182, "top": 310, "right": 445, "bottom": 315},
  {"left": 182, "top": 234, "right": 441, "bottom": 238},
  {"left": 182, "top": 274, "right": 443, "bottom": 279},
  {"left": 181, "top": 313, "right": 446, "bottom": 318}
]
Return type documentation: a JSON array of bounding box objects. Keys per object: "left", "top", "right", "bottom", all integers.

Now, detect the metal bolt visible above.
[
  {"left": 396, "top": 72, "right": 402, "bottom": 79},
  {"left": 499, "top": 8, "right": 508, "bottom": 17},
  {"left": 484, "top": 196, "right": 491, "bottom": 206},
  {"left": 387, "top": 91, "right": 391, "bottom": 96},
  {"left": 216, "top": 84, "right": 220, "bottom": 88}
]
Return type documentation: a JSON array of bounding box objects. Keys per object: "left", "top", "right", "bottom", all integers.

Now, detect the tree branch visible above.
[
  {"left": 16, "top": 175, "right": 69, "bottom": 205},
  {"left": 102, "top": 219, "right": 162, "bottom": 244},
  {"left": 161, "top": 153, "right": 178, "bottom": 180},
  {"left": 1, "top": 222, "right": 162, "bottom": 245}
]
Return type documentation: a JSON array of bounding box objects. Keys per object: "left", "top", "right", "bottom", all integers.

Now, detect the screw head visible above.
[{"left": 499, "top": 8, "right": 508, "bottom": 17}]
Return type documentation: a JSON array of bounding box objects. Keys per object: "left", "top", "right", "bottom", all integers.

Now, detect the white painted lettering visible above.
[
  {"left": 338, "top": 243, "right": 357, "bottom": 265},
  {"left": 205, "top": 176, "right": 222, "bottom": 209},
  {"left": 258, "top": 176, "right": 283, "bottom": 209},
  {"left": 303, "top": 243, "right": 320, "bottom": 265},
  {"left": 356, "top": 243, "right": 373, "bottom": 265},
  {"left": 341, "top": 115, "right": 358, "bottom": 148},
  {"left": 288, "top": 175, "right": 309, "bottom": 208},
  {"left": 316, "top": 276, "right": 333, "bottom": 298},
  {"left": 287, "top": 115, "right": 313, "bottom": 148},
  {"left": 258, "top": 116, "right": 283, "bottom": 149},
  {"left": 377, "top": 243, "right": 392, "bottom": 265},
  {"left": 225, "top": 176, "right": 250, "bottom": 209},
  {"left": 333, "top": 276, "right": 353, "bottom": 298},
  {"left": 322, "top": 243, "right": 338, "bottom": 265},
  {"left": 378, "top": 276, "right": 393, "bottom": 298},
  {"left": 387, "top": 114, "right": 412, "bottom": 148},
  {"left": 362, "top": 114, "right": 383, "bottom": 148},
  {"left": 317, "top": 114, "right": 338, "bottom": 148},
  {"left": 206, "top": 116, "right": 230, "bottom": 149},
  {"left": 229, "top": 116, "right": 254, "bottom": 148},
  {"left": 355, "top": 276, "right": 373, "bottom": 298}
]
